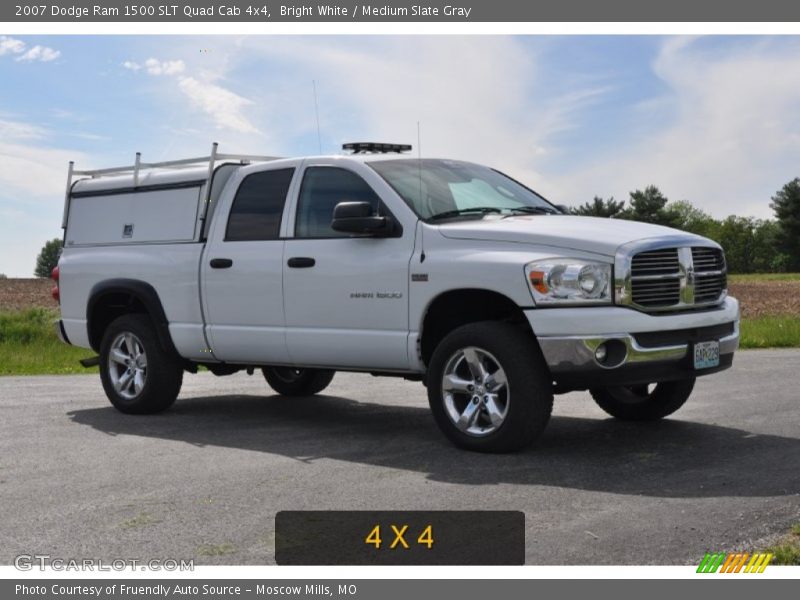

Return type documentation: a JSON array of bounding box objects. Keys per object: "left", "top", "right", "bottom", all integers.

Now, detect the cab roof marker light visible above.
[{"left": 343, "top": 142, "right": 413, "bottom": 154}]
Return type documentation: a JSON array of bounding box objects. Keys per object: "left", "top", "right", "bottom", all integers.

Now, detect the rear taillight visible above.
[{"left": 51, "top": 266, "right": 60, "bottom": 303}]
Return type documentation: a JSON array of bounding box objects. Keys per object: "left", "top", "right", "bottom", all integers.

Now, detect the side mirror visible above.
[
  {"left": 331, "top": 201, "right": 392, "bottom": 235},
  {"left": 555, "top": 204, "right": 571, "bottom": 215}
]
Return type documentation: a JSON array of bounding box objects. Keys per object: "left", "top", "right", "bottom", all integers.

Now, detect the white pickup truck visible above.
[{"left": 54, "top": 142, "right": 739, "bottom": 452}]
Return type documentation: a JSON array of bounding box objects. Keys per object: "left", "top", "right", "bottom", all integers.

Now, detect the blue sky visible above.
[{"left": 1, "top": 35, "right": 799, "bottom": 276}]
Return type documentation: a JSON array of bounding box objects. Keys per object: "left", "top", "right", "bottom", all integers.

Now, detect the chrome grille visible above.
[
  {"left": 692, "top": 246, "right": 724, "bottom": 271},
  {"left": 630, "top": 249, "right": 681, "bottom": 307},
  {"left": 631, "top": 248, "right": 680, "bottom": 276},
  {"left": 619, "top": 241, "right": 728, "bottom": 312},
  {"left": 692, "top": 247, "right": 727, "bottom": 304},
  {"left": 694, "top": 276, "right": 726, "bottom": 303},
  {"left": 631, "top": 278, "right": 681, "bottom": 307}
]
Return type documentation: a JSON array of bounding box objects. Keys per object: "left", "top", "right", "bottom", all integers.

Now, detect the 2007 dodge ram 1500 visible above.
[{"left": 53, "top": 142, "right": 739, "bottom": 452}]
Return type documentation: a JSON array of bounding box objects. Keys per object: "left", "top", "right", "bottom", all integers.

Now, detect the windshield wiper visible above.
[
  {"left": 427, "top": 207, "right": 503, "bottom": 221},
  {"left": 501, "top": 206, "right": 559, "bottom": 217}
]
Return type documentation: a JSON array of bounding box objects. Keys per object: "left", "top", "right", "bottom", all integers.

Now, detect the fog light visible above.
[{"left": 595, "top": 343, "right": 607, "bottom": 363}]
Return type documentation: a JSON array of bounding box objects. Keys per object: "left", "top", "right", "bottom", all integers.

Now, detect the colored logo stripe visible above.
[
  {"left": 746, "top": 553, "right": 773, "bottom": 573},
  {"left": 697, "top": 553, "right": 726, "bottom": 573},
  {"left": 697, "top": 552, "right": 773, "bottom": 573}
]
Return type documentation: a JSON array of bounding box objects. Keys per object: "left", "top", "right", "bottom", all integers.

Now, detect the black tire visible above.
[
  {"left": 99, "top": 314, "right": 183, "bottom": 414},
  {"left": 262, "top": 367, "right": 335, "bottom": 396},
  {"left": 590, "top": 378, "right": 695, "bottom": 421},
  {"left": 427, "top": 321, "right": 553, "bottom": 453}
]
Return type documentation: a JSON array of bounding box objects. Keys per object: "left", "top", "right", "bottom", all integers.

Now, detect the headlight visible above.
[{"left": 525, "top": 259, "right": 612, "bottom": 305}]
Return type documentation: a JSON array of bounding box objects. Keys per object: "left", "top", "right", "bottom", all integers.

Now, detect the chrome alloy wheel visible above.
[
  {"left": 441, "top": 346, "right": 510, "bottom": 437},
  {"left": 107, "top": 332, "right": 147, "bottom": 400}
]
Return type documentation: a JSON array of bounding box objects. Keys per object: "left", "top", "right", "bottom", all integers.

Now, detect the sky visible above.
[{"left": 1, "top": 35, "right": 799, "bottom": 277}]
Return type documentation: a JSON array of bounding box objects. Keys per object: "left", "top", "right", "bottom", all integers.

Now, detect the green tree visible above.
[
  {"left": 715, "top": 217, "right": 754, "bottom": 273},
  {"left": 34, "top": 238, "right": 63, "bottom": 278},
  {"left": 751, "top": 219, "right": 787, "bottom": 272},
  {"left": 571, "top": 196, "right": 626, "bottom": 218},
  {"left": 711, "top": 216, "right": 780, "bottom": 274},
  {"left": 770, "top": 177, "right": 800, "bottom": 271},
  {"left": 620, "top": 185, "right": 681, "bottom": 227},
  {"left": 662, "top": 200, "right": 720, "bottom": 239}
]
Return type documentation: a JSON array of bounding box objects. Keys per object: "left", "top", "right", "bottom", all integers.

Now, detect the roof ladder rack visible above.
[{"left": 62, "top": 142, "right": 282, "bottom": 229}]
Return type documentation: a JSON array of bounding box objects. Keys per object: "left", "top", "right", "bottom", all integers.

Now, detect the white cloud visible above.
[
  {"left": 0, "top": 118, "right": 47, "bottom": 140},
  {"left": 124, "top": 58, "right": 185, "bottom": 75},
  {"left": 16, "top": 45, "right": 60, "bottom": 62},
  {"left": 177, "top": 76, "right": 259, "bottom": 133},
  {"left": 240, "top": 36, "right": 800, "bottom": 219},
  {"left": 551, "top": 38, "right": 800, "bottom": 218},
  {"left": 0, "top": 140, "right": 84, "bottom": 198},
  {"left": 68, "top": 131, "right": 110, "bottom": 141},
  {"left": 122, "top": 55, "right": 258, "bottom": 134},
  {"left": 242, "top": 37, "right": 607, "bottom": 181},
  {"left": 0, "top": 36, "right": 25, "bottom": 56},
  {"left": 144, "top": 57, "right": 185, "bottom": 76},
  {"left": 111, "top": 37, "right": 799, "bottom": 220},
  {"left": 0, "top": 114, "right": 87, "bottom": 276},
  {"left": 0, "top": 138, "right": 85, "bottom": 277},
  {"left": 0, "top": 36, "right": 60, "bottom": 62}
]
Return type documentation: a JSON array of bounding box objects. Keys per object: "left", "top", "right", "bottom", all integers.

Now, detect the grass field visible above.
[
  {"left": 729, "top": 273, "right": 800, "bottom": 283},
  {"left": 1, "top": 304, "right": 798, "bottom": 376},
  {"left": 0, "top": 308, "right": 96, "bottom": 375},
  {"left": 739, "top": 316, "right": 800, "bottom": 348},
  {"left": 0, "top": 275, "right": 798, "bottom": 375},
  {"left": 759, "top": 523, "right": 800, "bottom": 566}
]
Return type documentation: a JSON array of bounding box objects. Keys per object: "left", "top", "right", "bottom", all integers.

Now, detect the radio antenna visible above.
[
  {"left": 417, "top": 121, "right": 424, "bottom": 209},
  {"left": 417, "top": 121, "right": 426, "bottom": 263},
  {"left": 312, "top": 80, "right": 323, "bottom": 154}
]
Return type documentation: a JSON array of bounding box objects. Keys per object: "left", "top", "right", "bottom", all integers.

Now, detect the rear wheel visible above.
[
  {"left": 262, "top": 367, "right": 335, "bottom": 396},
  {"left": 99, "top": 314, "right": 183, "bottom": 414},
  {"left": 590, "top": 379, "right": 695, "bottom": 421},
  {"left": 427, "top": 321, "right": 553, "bottom": 453}
]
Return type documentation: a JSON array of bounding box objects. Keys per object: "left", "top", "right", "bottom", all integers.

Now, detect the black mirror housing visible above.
[
  {"left": 333, "top": 201, "right": 373, "bottom": 220},
  {"left": 331, "top": 201, "right": 393, "bottom": 235}
]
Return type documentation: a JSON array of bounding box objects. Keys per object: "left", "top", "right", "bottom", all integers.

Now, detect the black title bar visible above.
[{"left": 4, "top": 0, "right": 800, "bottom": 22}]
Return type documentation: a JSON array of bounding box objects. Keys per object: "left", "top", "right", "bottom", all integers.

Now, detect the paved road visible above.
[{"left": 1, "top": 349, "right": 798, "bottom": 566}]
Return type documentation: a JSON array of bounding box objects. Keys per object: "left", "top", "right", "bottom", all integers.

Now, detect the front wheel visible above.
[
  {"left": 427, "top": 321, "right": 553, "bottom": 453},
  {"left": 262, "top": 367, "right": 335, "bottom": 396},
  {"left": 99, "top": 314, "right": 183, "bottom": 414},
  {"left": 590, "top": 379, "right": 695, "bottom": 421}
]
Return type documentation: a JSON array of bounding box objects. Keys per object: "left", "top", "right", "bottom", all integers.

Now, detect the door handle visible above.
[
  {"left": 287, "top": 257, "right": 316, "bottom": 268},
  {"left": 209, "top": 258, "right": 233, "bottom": 269}
]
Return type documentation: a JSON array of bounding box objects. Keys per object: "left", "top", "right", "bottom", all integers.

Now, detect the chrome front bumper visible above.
[
  {"left": 526, "top": 297, "right": 740, "bottom": 390},
  {"left": 537, "top": 320, "right": 739, "bottom": 374}
]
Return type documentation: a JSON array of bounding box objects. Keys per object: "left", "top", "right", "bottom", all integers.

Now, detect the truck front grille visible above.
[
  {"left": 692, "top": 247, "right": 727, "bottom": 304},
  {"left": 630, "top": 249, "right": 681, "bottom": 307},
  {"left": 621, "top": 243, "right": 727, "bottom": 312}
]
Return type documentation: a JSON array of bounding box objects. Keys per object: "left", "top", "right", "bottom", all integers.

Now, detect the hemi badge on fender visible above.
[{"left": 411, "top": 273, "right": 428, "bottom": 282}]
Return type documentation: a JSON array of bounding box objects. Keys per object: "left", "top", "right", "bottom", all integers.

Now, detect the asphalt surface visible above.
[{"left": 1, "top": 349, "right": 798, "bottom": 566}]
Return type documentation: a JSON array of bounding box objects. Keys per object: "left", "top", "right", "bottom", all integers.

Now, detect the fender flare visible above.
[{"left": 86, "top": 279, "right": 178, "bottom": 356}]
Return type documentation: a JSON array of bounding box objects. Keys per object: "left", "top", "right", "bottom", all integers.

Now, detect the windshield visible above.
[{"left": 368, "top": 158, "right": 556, "bottom": 220}]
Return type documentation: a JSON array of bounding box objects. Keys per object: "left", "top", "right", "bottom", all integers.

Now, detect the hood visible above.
[{"left": 435, "top": 215, "right": 705, "bottom": 257}]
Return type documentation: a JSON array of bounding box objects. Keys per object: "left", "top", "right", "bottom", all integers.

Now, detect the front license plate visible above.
[{"left": 694, "top": 340, "right": 720, "bottom": 370}]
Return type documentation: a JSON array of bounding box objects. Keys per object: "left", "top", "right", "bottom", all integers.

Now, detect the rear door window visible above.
[{"left": 225, "top": 168, "right": 295, "bottom": 241}]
